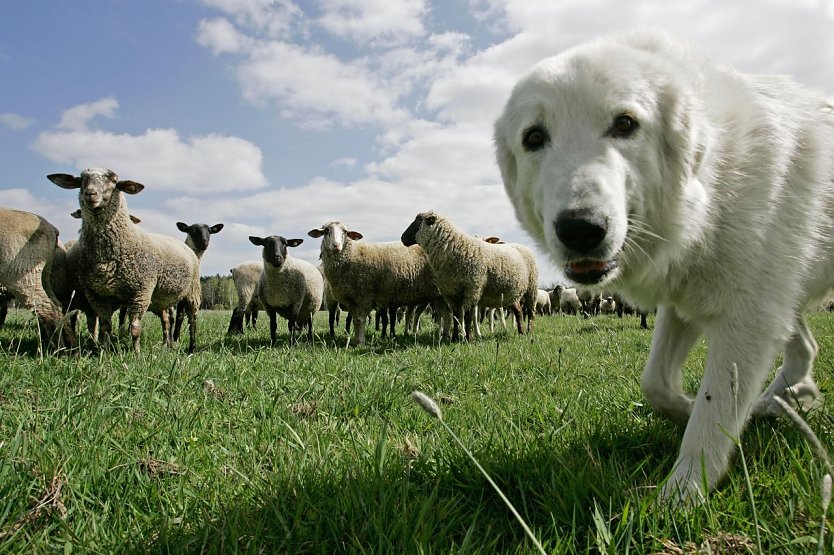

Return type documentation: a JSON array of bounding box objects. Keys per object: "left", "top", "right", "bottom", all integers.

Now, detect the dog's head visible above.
[{"left": 494, "top": 31, "right": 713, "bottom": 289}]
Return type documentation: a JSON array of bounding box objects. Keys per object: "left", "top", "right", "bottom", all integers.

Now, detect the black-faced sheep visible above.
[
  {"left": 401, "top": 211, "right": 537, "bottom": 341},
  {"left": 249, "top": 235, "right": 324, "bottom": 345}
]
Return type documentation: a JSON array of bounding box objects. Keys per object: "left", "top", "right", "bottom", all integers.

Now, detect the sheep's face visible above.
[
  {"left": 401, "top": 211, "right": 438, "bottom": 247},
  {"left": 48, "top": 167, "right": 145, "bottom": 212},
  {"left": 249, "top": 235, "right": 302, "bottom": 268},
  {"left": 178, "top": 222, "right": 224, "bottom": 252},
  {"left": 307, "top": 222, "right": 363, "bottom": 256}
]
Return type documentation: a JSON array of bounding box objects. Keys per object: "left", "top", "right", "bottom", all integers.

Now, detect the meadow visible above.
[{"left": 0, "top": 308, "right": 832, "bottom": 553}]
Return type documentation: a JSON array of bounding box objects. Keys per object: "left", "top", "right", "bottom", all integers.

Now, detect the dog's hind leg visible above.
[
  {"left": 640, "top": 305, "right": 702, "bottom": 426},
  {"left": 753, "top": 313, "right": 821, "bottom": 417}
]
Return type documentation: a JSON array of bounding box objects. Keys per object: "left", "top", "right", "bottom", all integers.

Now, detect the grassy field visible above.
[{"left": 0, "top": 308, "right": 832, "bottom": 553}]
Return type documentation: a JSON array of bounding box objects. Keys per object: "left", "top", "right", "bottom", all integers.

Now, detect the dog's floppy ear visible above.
[{"left": 658, "top": 87, "right": 710, "bottom": 189}]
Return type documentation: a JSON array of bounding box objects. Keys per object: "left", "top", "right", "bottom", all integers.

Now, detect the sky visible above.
[{"left": 2, "top": 0, "right": 834, "bottom": 285}]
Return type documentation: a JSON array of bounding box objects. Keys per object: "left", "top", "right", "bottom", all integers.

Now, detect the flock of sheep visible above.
[{"left": 0, "top": 167, "right": 643, "bottom": 355}]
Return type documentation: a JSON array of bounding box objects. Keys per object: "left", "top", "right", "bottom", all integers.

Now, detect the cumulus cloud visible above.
[
  {"left": 236, "top": 40, "right": 408, "bottom": 127},
  {"left": 200, "top": 0, "right": 303, "bottom": 38},
  {"left": 33, "top": 98, "right": 269, "bottom": 194},
  {"left": 316, "top": 0, "right": 427, "bottom": 45},
  {"left": 0, "top": 112, "right": 35, "bottom": 130},
  {"left": 58, "top": 97, "right": 119, "bottom": 131}
]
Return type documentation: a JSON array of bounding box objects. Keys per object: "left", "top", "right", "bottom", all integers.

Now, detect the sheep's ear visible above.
[
  {"left": 483, "top": 236, "right": 501, "bottom": 244},
  {"left": 176, "top": 222, "right": 189, "bottom": 233},
  {"left": 249, "top": 236, "right": 264, "bottom": 246},
  {"left": 130, "top": 215, "right": 142, "bottom": 224},
  {"left": 346, "top": 231, "right": 363, "bottom": 240},
  {"left": 424, "top": 215, "right": 436, "bottom": 226},
  {"left": 307, "top": 228, "right": 324, "bottom": 238},
  {"left": 70, "top": 209, "right": 82, "bottom": 219},
  {"left": 286, "top": 239, "right": 303, "bottom": 248},
  {"left": 117, "top": 180, "right": 144, "bottom": 194},
  {"left": 210, "top": 223, "right": 224, "bottom": 234},
  {"left": 48, "top": 173, "right": 81, "bottom": 189}
]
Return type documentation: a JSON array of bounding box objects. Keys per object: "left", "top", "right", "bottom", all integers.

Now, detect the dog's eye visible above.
[
  {"left": 611, "top": 114, "right": 638, "bottom": 138},
  {"left": 522, "top": 125, "right": 549, "bottom": 151}
]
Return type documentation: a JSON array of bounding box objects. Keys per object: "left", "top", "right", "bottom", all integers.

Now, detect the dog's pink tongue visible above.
[{"left": 568, "top": 260, "right": 607, "bottom": 273}]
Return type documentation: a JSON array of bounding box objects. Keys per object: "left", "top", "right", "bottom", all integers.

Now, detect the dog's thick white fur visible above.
[{"left": 494, "top": 30, "right": 834, "bottom": 504}]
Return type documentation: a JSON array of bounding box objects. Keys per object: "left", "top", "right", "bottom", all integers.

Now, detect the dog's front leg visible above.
[
  {"left": 640, "top": 305, "right": 702, "bottom": 426},
  {"left": 661, "top": 322, "right": 780, "bottom": 505}
]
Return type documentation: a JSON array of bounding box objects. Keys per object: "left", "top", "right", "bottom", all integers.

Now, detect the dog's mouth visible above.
[{"left": 564, "top": 258, "right": 619, "bottom": 285}]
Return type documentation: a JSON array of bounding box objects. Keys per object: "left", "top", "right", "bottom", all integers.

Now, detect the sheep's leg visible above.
[
  {"left": 661, "top": 316, "right": 781, "bottom": 505},
  {"left": 306, "top": 316, "right": 314, "bottom": 341},
  {"left": 472, "top": 306, "right": 482, "bottom": 338},
  {"left": 450, "top": 301, "right": 464, "bottom": 342},
  {"left": 0, "top": 301, "right": 8, "bottom": 326},
  {"left": 350, "top": 309, "right": 368, "bottom": 346},
  {"left": 640, "top": 305, "right": 702, "bottom": 426},
  {"left": 510, "top": 303, "right": 523, "bottom": 334},
  {"left": 185, "top": 299, "right": 198, "bottom": 354},
  {"left": 158, "top": 309, "right": 172, "bottom": 348},
  {"left": 267, "top": 307, "right": 278, "bottom": 346},
  {"left": 388, "top": 307, "right": 397, "bottom": 338},
  {"left": 328, "top": 307, "right": 337, "bottom": 337},
  {"left": 172, "top": 303, "right": 184, "bottom": 342},
  {"left": 753, "top": 313, "right": 821, "bottom": 417},
  {"left": 463, "top": 306, "right": 476, "bottom": 341}
]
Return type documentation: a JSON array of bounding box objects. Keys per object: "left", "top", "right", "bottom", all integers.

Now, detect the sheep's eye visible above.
[
  {"left": 522, "top": 125, "right": 549, "bottom": 152},
  {"left": 611, "top": 114, "right": 638, "bottom": 138}
]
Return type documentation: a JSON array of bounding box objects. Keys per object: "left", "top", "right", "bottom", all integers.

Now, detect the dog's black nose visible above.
[{"left": 554, "top": 209, "right": 608, "bottom": 253}]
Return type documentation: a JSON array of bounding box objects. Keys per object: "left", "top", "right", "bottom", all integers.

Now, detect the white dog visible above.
[{"left": 494, "top": 30, "right": 834, "bottom": 504}]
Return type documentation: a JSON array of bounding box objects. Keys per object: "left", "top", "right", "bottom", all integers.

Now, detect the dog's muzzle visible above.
[
  {"left": 564, "top": 259, "right": 619, "bottom": 285},
  {"left": 554, "top": 209, "right": 618, "bottom": 284}
]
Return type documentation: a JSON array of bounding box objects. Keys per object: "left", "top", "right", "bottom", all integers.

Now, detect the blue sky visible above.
[{"left": 2, "top": 0, "right": 834, "bottom": 283}]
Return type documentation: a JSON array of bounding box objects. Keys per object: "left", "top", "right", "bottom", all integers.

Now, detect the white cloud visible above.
[
  {"left": 200, "top": 0, "right": 303, "bottom": 38},
  {"left": 0, "top": 112, "right": 35, "bottom": 130},
  {"left": 197, "top": 17, "right": 248, "bottom": 54},
  {"left": 316, "top": 0, "right": 427, "bottom": 45},
  {"left": 58, "top": 97, "right": 119, "bottom": 131},
  {"left": 236, "top": 40, "right": 408, "bottom": 127},
  {"left": 34, "top": 99, "right": 269, "bottom": 194}
]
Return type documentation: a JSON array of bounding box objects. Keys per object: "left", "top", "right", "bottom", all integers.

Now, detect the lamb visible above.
[
  {"left": 308, "top": 221, "right": 449, "bottom": 346},
  {"left": 227, "top": 261, "right": 264, "bottom": 334},
  {"left": 248, "top": 235, "right": 324, "bottom": 345},
  {"left": 170, "top": 221, "right": 223, "bottom": 341},
  {"left": 49, "top": 168, "right": 201, "bottom": 354},
  {"left": 599, "top": 296, "right": 617, "bottom": 314},
  {"left": 401, "top": 211, "right": 537, "bottom": 341},
  {"left": 558, "top": 287, "right": 582, "bottom": 315},
  {"left": 0, "top": 207, "right": 76, "bottom": 351},
  {"left": 535, "top": 289, "right": 552, "bottom": 315}
]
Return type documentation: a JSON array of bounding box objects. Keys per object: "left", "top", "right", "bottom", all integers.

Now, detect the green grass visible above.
[{"left": 0, "top": 308, "right": 832, "bottom": 553}]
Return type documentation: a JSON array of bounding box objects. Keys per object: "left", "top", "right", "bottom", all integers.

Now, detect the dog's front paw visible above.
[
  {"left": 753, "top": 377, "right": 822, "bottom": 418},
  {"left": 659, "top": 466, "right": 707, "bottom": 507}
]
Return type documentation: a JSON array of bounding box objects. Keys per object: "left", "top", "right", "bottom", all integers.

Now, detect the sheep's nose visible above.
[{"left": 554, "top": 209, "right": 608, "bottom": 253}]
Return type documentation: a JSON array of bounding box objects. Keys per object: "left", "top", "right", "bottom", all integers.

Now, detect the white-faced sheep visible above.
[
  {"left": 49, "top": 168, "right": 201, "bottom": 354},
  {"left": 535, "top": 288, "right": 552, "bottom": 315},
  {"left": 401, "top": 211, "right": 537, "bottom": 341},
  {"left": 0, "top": 208, "right": 76, "bottom": 351},
  {"left": 308, "top": 221, "right": 449, "bottom": 346},
  {"left": 248, "top": 235, "right": 324, "bottom": 345},
  {"left": 227, "top": 261, "right": 264, "bottom": 334},
  {"left": 599, "top": 296, "right": 616, "bottom": 314},
  {"left": 558, "top": 287, "right": 582, "bottom": 315}
]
